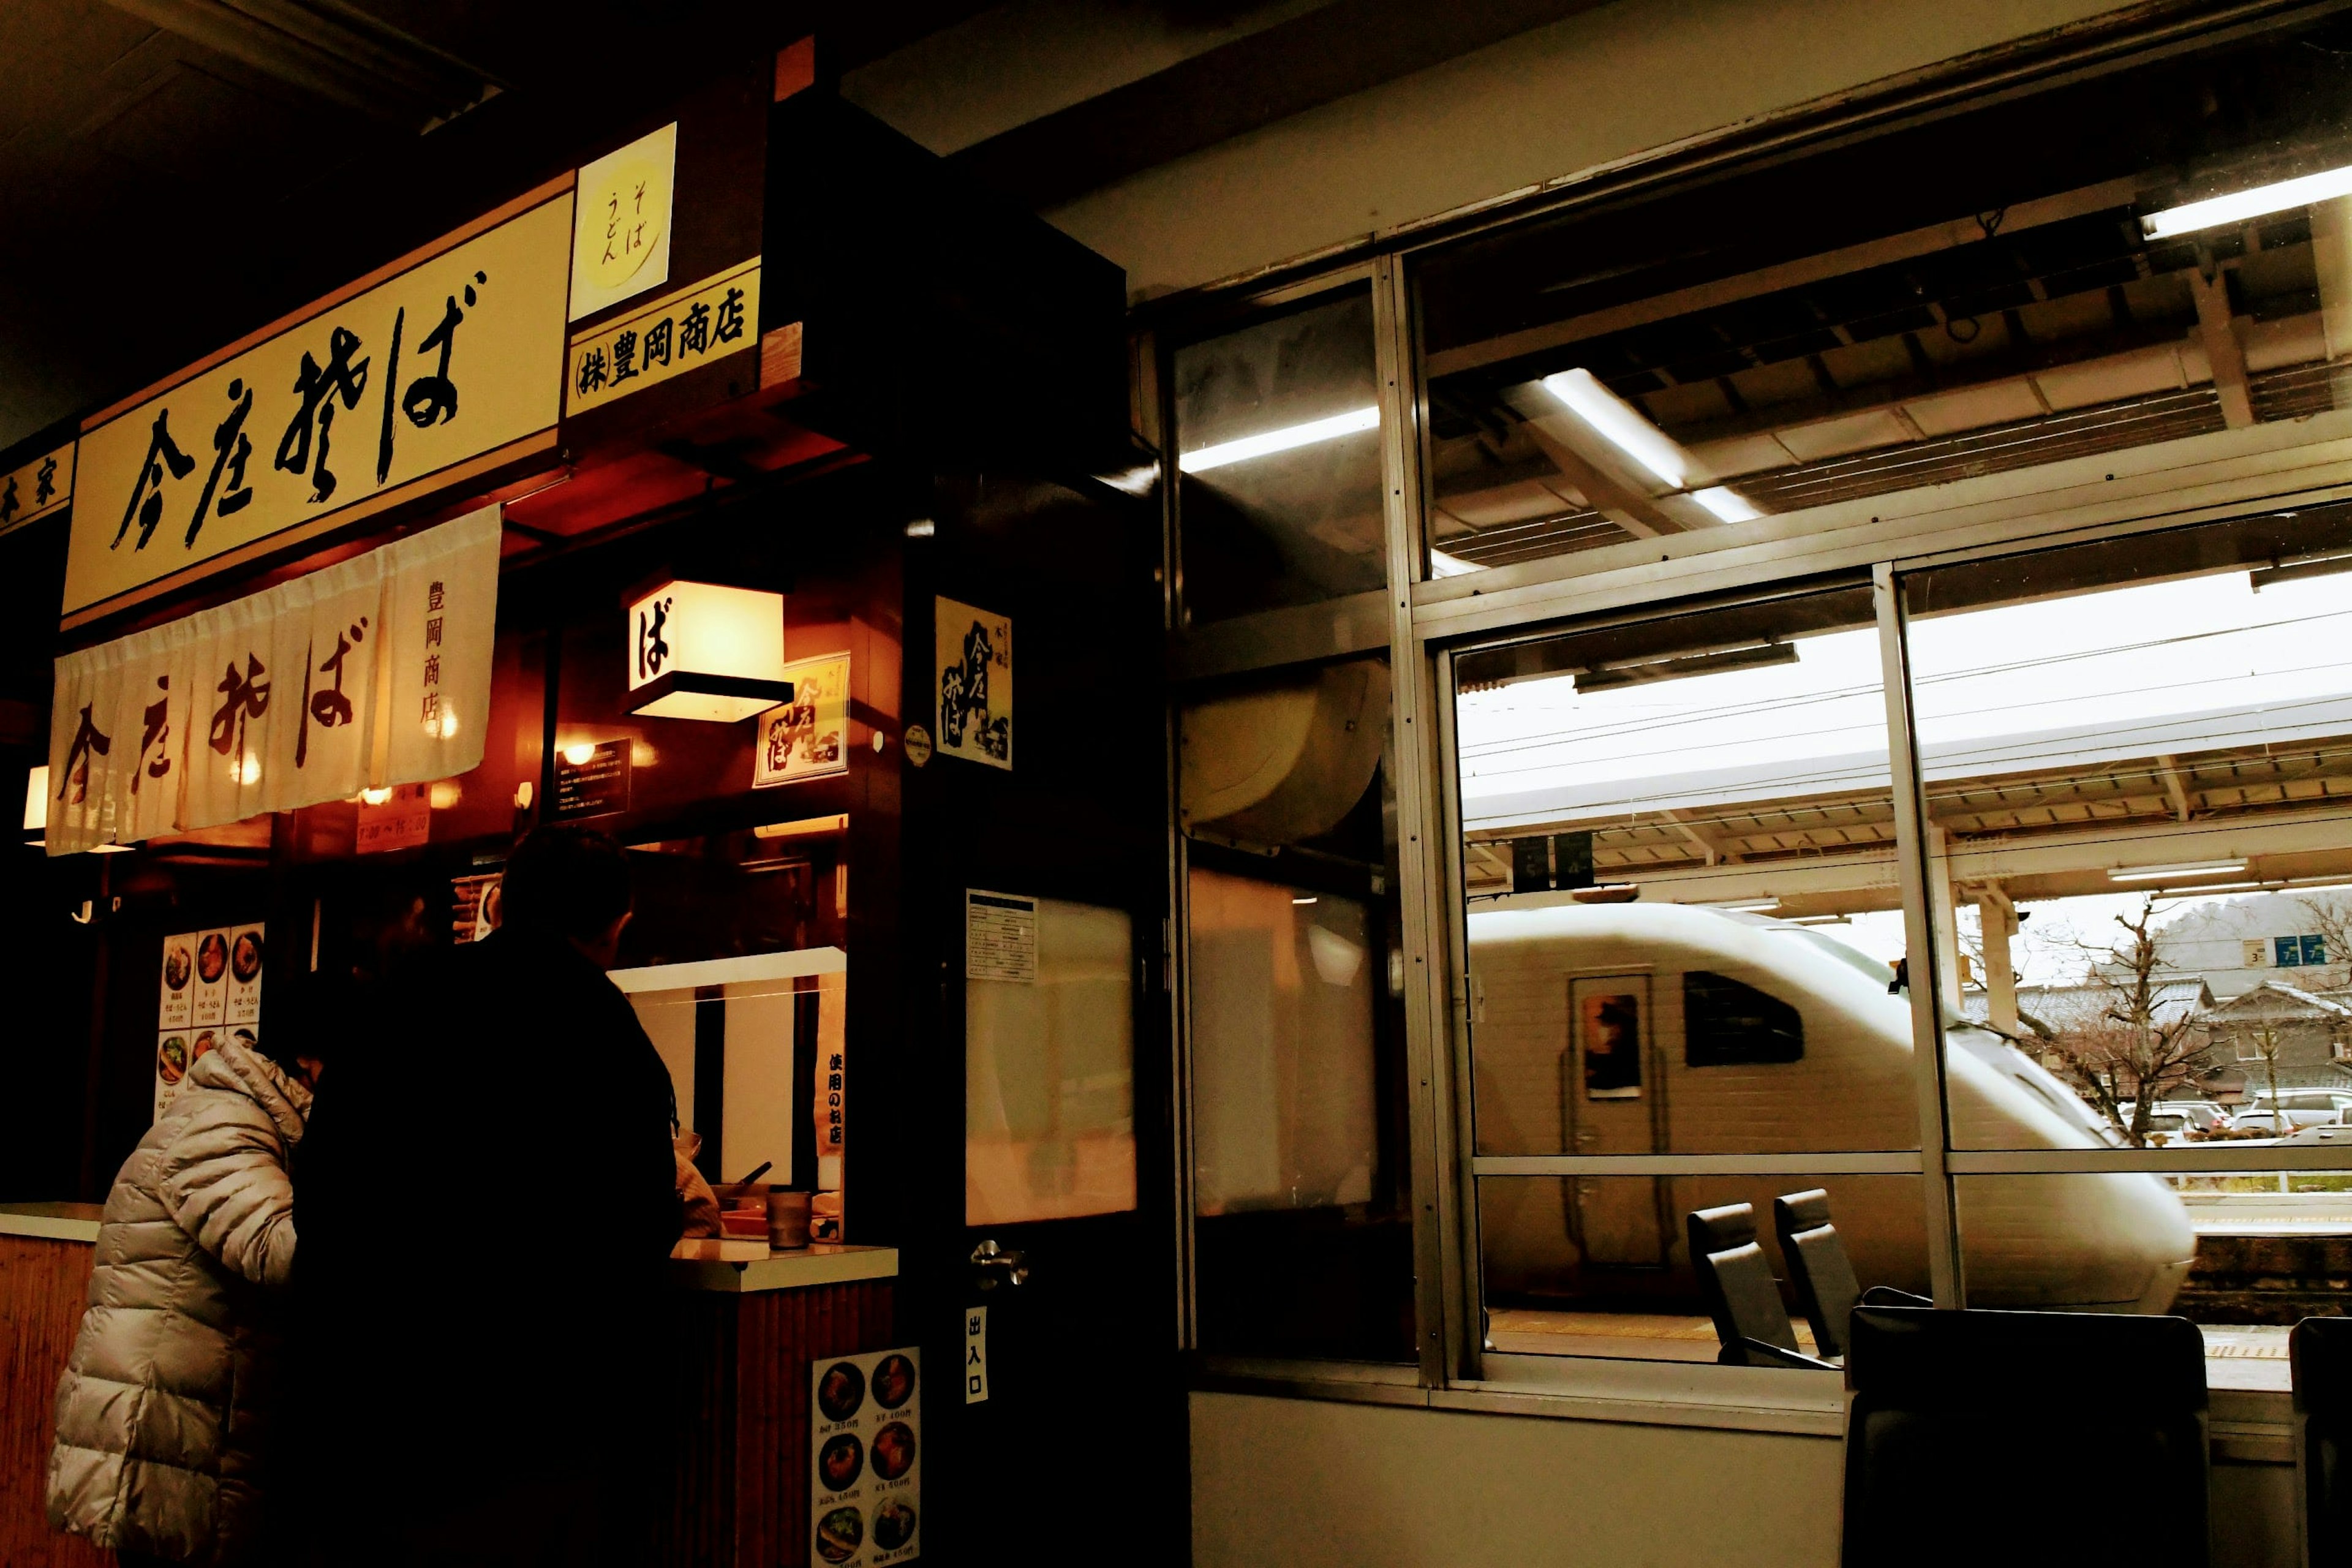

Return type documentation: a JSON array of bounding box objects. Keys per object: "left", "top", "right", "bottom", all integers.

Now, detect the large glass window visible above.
[
  {"left": 1173, "top": 288, "right": 1386, "bottom": 627},
  {"left": 1182, "top": 656, "right": 1415, "bottom": 1361},
  {"left": 1454, "top": 590, "right": 1916, "bottom": 1363},
  {"left": 1414, "top": 20, "right": 2352, "bottom": 579},
  {"left": 1901, "top": 510, "right": 2352, "bottom": 1152}
]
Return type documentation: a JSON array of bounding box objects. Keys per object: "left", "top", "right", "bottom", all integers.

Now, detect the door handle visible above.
[{"left": 970, "top": 1238, "right": 1029, "bottom": 1290}]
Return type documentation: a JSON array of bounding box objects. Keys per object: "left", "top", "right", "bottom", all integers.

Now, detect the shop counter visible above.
[
  {"left": 1, "top": 1205, "right": 898, "bottom": 1568},
  {"left": 0, "top": 1206, "right": 107, "bottom": 1568}
]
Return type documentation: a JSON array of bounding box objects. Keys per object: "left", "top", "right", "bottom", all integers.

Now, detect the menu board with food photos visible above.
[
  {"left": 155, "top": 924, "right": 261, "bottom": 1122},
  {"left": 812, "top": 1348, "right": 921, "bottom": 1567}
]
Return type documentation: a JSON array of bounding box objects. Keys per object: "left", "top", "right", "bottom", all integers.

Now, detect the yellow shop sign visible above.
[
  {"left": 0, "top": 440, "right": 75, "bottom": 540},
  {"left": 567, "top": 258, "right": 761, "bottom": 415},
  {"left": 66, "top": 189, "right": 573, "bottom": 617}
]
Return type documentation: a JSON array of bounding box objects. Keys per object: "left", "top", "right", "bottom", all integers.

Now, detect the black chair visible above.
[
  {"left": 1686, "top": 1202, "right": 1834, "bottom": 1370},
  {"left": 2293, "top": 1316, "right": 2352, "bottom": 1567},
  {"left": 1844, "top": 1305, "right": 2209, "bottom": 1568},
  {"left": 1771, "top": 1188, "right": 1929, "bottom": 1360}
]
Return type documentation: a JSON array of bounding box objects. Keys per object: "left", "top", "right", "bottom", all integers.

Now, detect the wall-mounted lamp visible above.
[
  {"left": 625, "top": 580, "right": 794, "bottom": 722},
  {"left": 24, "top": 765, "right": 48, "bottom": 840}
]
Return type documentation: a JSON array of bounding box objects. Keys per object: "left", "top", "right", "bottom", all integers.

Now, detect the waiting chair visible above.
[
  {"left": 1844, "top": 1305, "right": 2208, "bottom": 1568},
  {"left": 2293, "top": 1316, "right": 2352, "bottom": 1567},
  {"left": 1771, "top": 1188, "right": 1929, "bottom": 1359},
  {"left": 1686, "top": 1202, "right": 1834, "bottom": 1370}
]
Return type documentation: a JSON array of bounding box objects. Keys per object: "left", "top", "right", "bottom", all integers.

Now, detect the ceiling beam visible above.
[
  {"left": 99, "top": 0, "right": 495, "bottom": 126},
  {"left": 1520, "top": 422, "right": 1685, "bottom": 537},
  {"left": 2188, "top": 268, "right": 2255, "bottom": 429},
  {"left": 948, "top": 0, "right": 1615, "bottom": 211}
]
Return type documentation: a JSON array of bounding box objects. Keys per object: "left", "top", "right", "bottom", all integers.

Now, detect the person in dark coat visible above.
[{"left": 292, "top": 826, "right": 683, "bottom": 1567}]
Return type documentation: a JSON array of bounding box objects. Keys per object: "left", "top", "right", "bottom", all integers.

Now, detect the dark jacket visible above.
[
  {"left": 292, "top": 929, "right": 682, "bottom": 1493},
  {"left": 48, "top": 1044, "right": 311, "bottom": 1565}
]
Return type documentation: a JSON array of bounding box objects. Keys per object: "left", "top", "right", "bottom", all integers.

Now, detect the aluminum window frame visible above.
[{"left": 1155, "top": 0, "right": 2352, "bottom": 1423}]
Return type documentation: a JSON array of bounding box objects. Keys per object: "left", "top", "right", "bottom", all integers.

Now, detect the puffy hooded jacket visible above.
[{"left": 47, "top": 1041, "right": 311, "bottom": 1565}]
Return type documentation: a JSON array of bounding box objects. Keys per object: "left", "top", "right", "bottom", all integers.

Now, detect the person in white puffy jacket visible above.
[{"left": 46, "top": 1035, "right": 319, "bottom": 1567}]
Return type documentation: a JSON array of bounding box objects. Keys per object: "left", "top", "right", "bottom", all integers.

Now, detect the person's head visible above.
[
  {"left": 259, "top": 968, "right": 341, "bottom": 1089},
  {"left": 499, "top": 826, "right": 635, "bottom": 969}
]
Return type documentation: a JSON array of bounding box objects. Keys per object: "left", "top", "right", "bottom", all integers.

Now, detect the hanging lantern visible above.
[{"left": 624, "top": 580, "right": 794, "bottom": 722}]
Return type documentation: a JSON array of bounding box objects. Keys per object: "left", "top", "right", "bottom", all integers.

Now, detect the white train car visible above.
[{"left": 1472, "top": 901, "right": 2196, "bottom": 1313}]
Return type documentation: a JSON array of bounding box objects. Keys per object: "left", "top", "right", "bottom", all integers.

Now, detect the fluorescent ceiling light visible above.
[
  {"left": 1430, "top": 548, "right": 1480, "bottom": 578},
  {"left": 1705, "top": 899, "right": 1781, "bottom": 913},
  {"left": 1179, "top": 406, "right": 1379, "bottom": 473},
  {"left": 1692, "top": 486, "right": 1762, "bottom": 522},
  {"left": 2142, "top": 162, "right": 2352, "bottom": 239},
  {"left": 1540, "top": 369, "right": 1688, "bottom": 488},
  {"left": 2109, "top": 861, "right": 2245, "bottom": 882}
]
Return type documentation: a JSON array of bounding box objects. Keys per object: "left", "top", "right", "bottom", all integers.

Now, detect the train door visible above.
[{"left": 1564, "top": 970, "right": 1670, "bottom": 1267}]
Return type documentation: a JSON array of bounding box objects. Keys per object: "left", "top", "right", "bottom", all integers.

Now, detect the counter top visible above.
[
  {"left": 668, "top": 1242, "right": 897, "bottom": 1294},
  {"left": 0, "top": 1204, "right": 102, "bottom": 1243},
  {"left": 3, "top": 1207, "right": 898, "bottom": 1298}
]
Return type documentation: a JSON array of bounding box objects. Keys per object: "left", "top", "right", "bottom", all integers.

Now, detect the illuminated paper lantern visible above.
[{"left": 625, "top": 580, "right": 794, "bottom": 722}]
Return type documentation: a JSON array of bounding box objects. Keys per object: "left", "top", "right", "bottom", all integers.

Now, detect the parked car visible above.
[
  {"left": 2166, "top": 1102, "right": 2234, "bottom": 1134},
  {"left": 2245, "top": 1090, "right": 2352, "bottom": 1131},
  {"left": 2273, "top": 1118, "right": 2352, "bottom": 1148},
  {"left": 2116, "top": 1102, "right": 2231, "bottom": 1144}
]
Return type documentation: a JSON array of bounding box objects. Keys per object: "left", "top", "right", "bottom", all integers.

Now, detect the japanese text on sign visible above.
[
  {"left": 567, "top": 260, "right": 760, "bottom": 415},
  {"left": 570, "top": 123, "right": 676, "bottom": 320},
  {"left": 67, "top": 194, "right": 570, "bottom": 617},
  {"left": 965, "top": 890, "right": 1038, "bottom": 984},
  {"left": 47, "top": 507, "right": 498, "bottom": 854},
  {"left": 0, "top": 441, "right": 75, "bottom": 540}
]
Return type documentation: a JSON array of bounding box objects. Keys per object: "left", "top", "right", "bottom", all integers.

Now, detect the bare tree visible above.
[
  {"left": 2296, "top": 895, "right": 2352, "bottom": 992},
  {"left": 2237, "top": 1017, "right": 2288, "bottom": 1126},
  {"left": 2042, "top": 897, "right": 2209, "bottom": 1147}
]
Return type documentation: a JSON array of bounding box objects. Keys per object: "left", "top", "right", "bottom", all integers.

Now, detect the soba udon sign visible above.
[{"left": 43, "top": 506, "right": 499, "bottom": 854}]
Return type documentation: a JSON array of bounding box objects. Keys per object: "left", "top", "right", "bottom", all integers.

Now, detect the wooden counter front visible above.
[
  {"left": 2, "top": 1210, "right": 897, "bottom": 1568},
  {"left": 665, "top": 1269, "right": 897, "bottom": 1567},
  {"left": 0, "top": 1221, "right": 109, "bottom": 1568}
]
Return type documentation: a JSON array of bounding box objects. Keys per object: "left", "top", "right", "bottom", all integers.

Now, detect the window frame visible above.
[{"left": 1154, "top": 1, "right": 2352, "bottom": 1425}]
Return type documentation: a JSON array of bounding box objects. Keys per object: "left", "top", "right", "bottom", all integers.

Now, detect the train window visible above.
[
  {"left": 1172, "top": 287, "right": 1385, "bottom": 628},
  {"left": 1683, "top": 971, "right": 1803, "bottom": 1066}
]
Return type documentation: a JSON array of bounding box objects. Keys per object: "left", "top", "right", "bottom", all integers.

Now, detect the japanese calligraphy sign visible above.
[
  {"left": 568, "top": 260, "right": 760, "bottom": 415},
  {"left": 67, "top": 195, "right": 569, "bottom": 617},
  {"left": 47, "top": 505, "right": 499, "bottom": 854},
  {"left": 934, "top": 597, "right": 1012, "bottom": 771},
  {"left": 0, "top": 440, "right": 75, "bottom": 540},
  {"left": 570, "top": 123, "right": 677, "bottom": 320},
  {"left": 753, "top": 653, "right": 850, "bottom": 787}
]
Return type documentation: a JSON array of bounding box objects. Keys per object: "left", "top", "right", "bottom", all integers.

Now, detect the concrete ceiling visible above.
[
  {"left": 0, "top": 0, "right": 1001, "bottom": 453},
  {"left": 0, "top": 0, "right": 1615, "bottom": 456}
]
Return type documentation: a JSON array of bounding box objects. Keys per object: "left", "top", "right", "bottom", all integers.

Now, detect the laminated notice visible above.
[{"left": 964, "top": 890, "right": 1036, "bottom": 984}]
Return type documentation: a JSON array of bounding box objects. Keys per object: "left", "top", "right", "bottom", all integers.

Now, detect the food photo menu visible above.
[
  {"left": 154, "top": 924, "right": 262, "bottom": 1121},
  {"left": 811, "top": 1347, "right": 921, "bottom": 1566}
]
